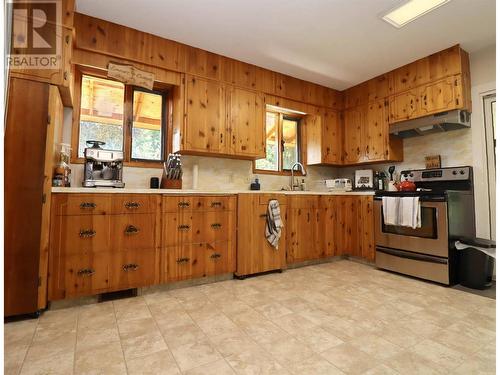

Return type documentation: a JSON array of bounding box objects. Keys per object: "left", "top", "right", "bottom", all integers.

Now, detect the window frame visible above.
[
  {"left": 71, "top": 67, "right": 171, "bottom": 168},
  {"left": 253, "top": 109, "right": 306, "bottom": 176}
]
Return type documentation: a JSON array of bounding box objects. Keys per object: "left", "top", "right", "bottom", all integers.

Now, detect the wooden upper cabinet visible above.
[
  {"left": 368, "top": 73, "right": 394, "bottom": 102},
  {"left": 418, "top": 76, "right": 458, "bottom": 116},
  {"left": 227, "top": 86, "right": 265, "bottom": 158},
  {"left": 344, "top": 82, "right": 369, "bottom": 109},
  {"left": 184, "top": 75, "right": 227, "bottom": 154},
  {"left": 343, "top": 106, "right": 366, "bottom": 164},
  {"left": 275, "top": 74, "right": 305, "bottom": 102},
  {"left": 389, "top": 88, "right": 420, "bottom": 123},
  {"left": 186, "top": 48, "right": 221, "bottom": 80},
  {"left": 307, "top": 107, "right": 342, "bottom": 165},
  {"left": 365, "top": 100, "right": 388, "bottom": 161}
]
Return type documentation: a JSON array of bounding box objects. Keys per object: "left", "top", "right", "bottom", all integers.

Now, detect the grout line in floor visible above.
[
  {"left": 16, "top": 318, "right": 40, "bottom": 375},
  {"left": 112, "top": 300, "right": 132, "bottom": 375}
]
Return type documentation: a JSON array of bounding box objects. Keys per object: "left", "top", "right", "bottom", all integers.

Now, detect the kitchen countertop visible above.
[{"left": 51, "top": 187, "right": 375, "bottom": 196}]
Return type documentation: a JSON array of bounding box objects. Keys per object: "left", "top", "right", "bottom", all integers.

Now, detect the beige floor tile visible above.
[
  {"left": 288, "top": 355, "right": 344, "bottom": 375},
  {"left": 254, "top": 302, "right": 293, "bottom": 320},
  {"left": 5, "top": 320, "right": 38, "bottom": 347},
  {"left": 348, "top": 332, "right": 403, "bottom": 360},
  {"left": 76, "top": 361, "right": 127, "bottom": 375},
  {"left": 209, "top": 330, "right": 261, "bottom": 358},
  {"left": 320, "top": 343, "right": 377, "bottom": 374},
  {"left": 24, "top": 333, "right": 76, "bottom": 362},
  {"left": 372, "top": 322, "right": 425, "bottom": 349},
  {"left": 262, "top": 337, "right": 316, "bottom": 368},
  {"left": 195, "top": 314, "right": 240, "bottom": 337},
  {"left": 383, "top": 350, "right": 447, "bottom": 375},
  {"left": 184, "top": 359, "right": 235, "bottom": 375},
  {"left": 114, "top": 300, "right": 152, "bottom": 323},
  {"left": 75, "top": 340, "right": 124, "bottom": 373},
  {"left": 410, "top": 338, "right": 467, "bottom": 371},
  {"left": 160, "top": 322, "right": 207, "bottom": 349},
  {"left": 117, "top": 317, "right": 158, "bottom": 340},
  {"left": 241, "top": 320, "right": 290, "bottom": 346},
  {"left": 452, "top": 345, "right": 496, "bottom": 375},
  {"left": 121, "top": 330, "right": 168, "bottom": 360},
  {"left": 361, "top": 364, "right": 399, "bottom": 374},
  {"left": 170, "top": 338, "right": 222, "bottom": 372},
  {"left": 76, "top": 325, "right": 120, "bottom": 351},
  {"left": 20, "top": 351, "right": 74, "bottom": 375},
  {"left": 153, "top": 310, "right": 194, "bottom": 330},
  {"left": 4, "top": 343, "right": 29, "bottom": 375},
  {"left": 292, "top": 326, "right": 343, "bottom": 353},
  {"left": 126, "top": 349, "right": 181, "bottom": 375},
  {"left": 225, "top": 347, "right": 290, "bottom": 375},
  {"left": 271, "top": 313, "right": 316, "bottom": 335}
]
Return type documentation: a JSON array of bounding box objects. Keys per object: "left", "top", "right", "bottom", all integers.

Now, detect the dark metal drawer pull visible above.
[
  {"left": 77, "top": 268, "right": 95, "bottom": 276},
  {"left": 79, "top": 229, "right": 96, "bottom": 238},
  {"left": 178, "top": 224, "right": 191, "bottom": 231},
  {"left": 80, "top": 202, "right": 96, "bottom": 209},
  {"left": 210, "top": 252, "right": 222, "bottom": 259},
  {"left": 211, "top": 201, "right": 222, "bottom": 207},
  {"left": 211, "top": 223, "right": 222, "bottom": 229},
  {"left": 122, "top": 263, "right": 139, "bottom": 271},
  {"left": 125, "top": 225, "right": 140, "bottom": 235},
  {"left": 176, "top": 257, "right": 190, "bottom": 263},
  {"left": 125, "top": 202, "right": 141, "bottom": 209},
  {"left": 178, "top": 201, "right": 190, "bottom": 208},
  {"left": 259, "top": 214, "right": 267, "bottom": 218}
]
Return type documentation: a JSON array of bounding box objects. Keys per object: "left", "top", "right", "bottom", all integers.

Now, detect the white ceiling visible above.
[{"left": 75, "top": 0, "right": 496, "bottom": 90}]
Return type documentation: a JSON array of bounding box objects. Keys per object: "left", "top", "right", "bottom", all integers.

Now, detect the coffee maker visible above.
[{"left": 83, "top": 141, "right": 125, "bottom": 188}]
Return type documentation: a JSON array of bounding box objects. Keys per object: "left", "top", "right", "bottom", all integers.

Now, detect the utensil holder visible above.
[{"left": 161, "top": 178, "right": 182, "bottom": 189}]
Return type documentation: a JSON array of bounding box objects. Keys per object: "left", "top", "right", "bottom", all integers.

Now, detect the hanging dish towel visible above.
[
  {"left": 265, "top": 199, "right": 283, "bottom": 249},
  {"left": 398, "top": 196, "right": 421, "bottom": 229},
  {"left": 382, "top": 197, "right": 399, "bottom": 226}
]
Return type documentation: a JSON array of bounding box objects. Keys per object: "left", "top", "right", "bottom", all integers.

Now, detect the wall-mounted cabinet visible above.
[
  {"left": 306, "top": 107, "right": 343, "bottom": 165},
  {"left": 180, "top": 75, "right": 264, "bottom": 159}
]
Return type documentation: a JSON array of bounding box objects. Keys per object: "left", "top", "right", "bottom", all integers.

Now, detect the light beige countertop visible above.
[{"left": 51, "top": 187, "right": 375, "bottom": 196}]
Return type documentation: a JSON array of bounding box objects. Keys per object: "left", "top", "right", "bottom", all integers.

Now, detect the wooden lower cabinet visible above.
[{"left": 236, "top": 194, "right": 287, "bottom": 277}]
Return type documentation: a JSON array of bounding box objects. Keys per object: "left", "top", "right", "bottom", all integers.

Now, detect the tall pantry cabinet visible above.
[{"left": 5, "top": 78, "right": 63, "bottom": 316}]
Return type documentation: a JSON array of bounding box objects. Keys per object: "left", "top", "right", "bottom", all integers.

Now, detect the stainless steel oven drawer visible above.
[{"left": 376, "top": 247, "right": 450, "bottom": 285}]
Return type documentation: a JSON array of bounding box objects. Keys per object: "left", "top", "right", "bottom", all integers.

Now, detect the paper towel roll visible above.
[{"left": 192, "top": 164, "right": 199, "bottom": 189}]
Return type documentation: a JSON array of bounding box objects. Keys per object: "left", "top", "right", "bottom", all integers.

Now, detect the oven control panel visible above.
[{"left": 401, "top": 167, "right": 471, "bottom": 182}]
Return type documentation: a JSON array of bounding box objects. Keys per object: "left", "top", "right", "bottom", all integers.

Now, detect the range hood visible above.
[{"left": 389, "top": 110, "right": 471, "bottom": 138}]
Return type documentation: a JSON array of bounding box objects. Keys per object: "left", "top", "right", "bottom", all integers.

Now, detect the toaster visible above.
[{"left": 326, "top": 178, "right": 352, "bottom": 192}]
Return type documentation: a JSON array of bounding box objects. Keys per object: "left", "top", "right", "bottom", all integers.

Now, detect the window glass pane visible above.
[
  {"left": 132, "top": 90, "right": 163, "bottom": 160},
  {"left": 282, "top": 117, "right": 299, "bottom": 170},
  {"left": 78, "top": 75, "right": 124, "bottom": 157},
  {"left": 255, "top": 112, "right": 279, "bottom": 171}
]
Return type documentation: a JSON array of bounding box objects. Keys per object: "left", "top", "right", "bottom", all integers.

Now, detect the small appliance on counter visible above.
[
  {"left": 161, "top": 153, "right": 183, "bottom": 189},
  {"left": 83, "top": 141, "right": 124, "bottom": 188},
  {"left": 326, "top": 178, "right": 352, "bottom": 192},
  {"left": 354, "top": 169, "right": 374, "bottom": 190}
]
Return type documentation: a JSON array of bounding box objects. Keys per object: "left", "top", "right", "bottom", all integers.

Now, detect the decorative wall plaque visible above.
[{"left": 107, "top": 62, "right": 154, "bottom": 90}]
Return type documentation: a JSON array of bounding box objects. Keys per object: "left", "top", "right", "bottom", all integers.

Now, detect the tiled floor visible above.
[{"left": 5, "top": 260, "right": 496, "bottom": 375}]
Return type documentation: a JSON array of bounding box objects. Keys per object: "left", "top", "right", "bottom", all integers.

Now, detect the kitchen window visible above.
[
  {"left": 254, "top": 111, "right": 303, "bottom": 175},
  {"left": 75, "top": 73, "right": 168, "bottom": 165}
]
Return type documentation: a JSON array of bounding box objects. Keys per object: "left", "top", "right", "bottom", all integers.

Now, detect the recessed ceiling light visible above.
[{"left": 382, "top": 0, "right": 451, "bottom": 28}]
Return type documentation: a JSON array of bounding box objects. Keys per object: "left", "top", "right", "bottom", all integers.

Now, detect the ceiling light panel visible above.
[{"left": 382, "top": 0, "right": 451, "bottom": 28}]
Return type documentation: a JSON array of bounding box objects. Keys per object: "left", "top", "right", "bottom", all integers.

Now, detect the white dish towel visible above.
[
  {"left": 265, "top": 199, "right": 283, "bottom": 249},
  {"left": 382, "top": 196, "right": 421, "bottom": 229}
]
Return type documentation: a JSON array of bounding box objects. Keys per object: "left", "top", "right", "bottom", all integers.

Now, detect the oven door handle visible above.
[{"left": 376, "top": 247, "right": 447, "bottom": 264}]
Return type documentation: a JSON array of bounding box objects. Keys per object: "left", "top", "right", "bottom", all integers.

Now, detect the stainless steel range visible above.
[{"left": 374, "top": 166, "right": 475, "bottom": 285}]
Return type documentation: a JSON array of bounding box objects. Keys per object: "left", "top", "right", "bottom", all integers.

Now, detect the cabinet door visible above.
[
  {"left": 335, "top": 197, "right": 359, "bottom": 256},
  {"left": 319, "top": 197, "right": 336, "bottom": 258},
  {"left": 389, "top": 89, "right": 419, "bottom": 123},
  {"left": 343, "top": 106, "right": 366, "bottom": 164},
  {"left": 418, "top": 76, "right": 457, "bottom": 116},
  {"left": 112, "top": 249, "right": 159, "bottom": 289},
  {"left": 357, "top": 196, "right": 375, "bottom": 262},
  {"left": 184, "top": 75, "right": 227, "bottom": 154},
  {"left": 365, "top": 100, "right": 388, "bottom": 162},
  {"left": 205, "top": 241, "right": 235, "bottom": 275},
  {"left": 286, "top": 208, "right": 316, "bottom": 263},
  {"left": 165, "top": 243, "right": 206, "bottom": 282},
  {"left": 227, "top": 87, "right": 265, "bottom": 158},
  {"left": 322, "top": 109, "right": 342, "bottom": 164}
]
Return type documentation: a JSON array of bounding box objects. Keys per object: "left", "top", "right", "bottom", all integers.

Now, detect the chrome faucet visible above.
[{"left": 290, "top": 162, "right": 306, "bottom": 191}]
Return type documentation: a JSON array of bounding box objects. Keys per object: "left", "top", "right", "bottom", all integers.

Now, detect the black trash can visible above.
[{"left": 457, "top": 238, "right": 496, "bottom": 290}]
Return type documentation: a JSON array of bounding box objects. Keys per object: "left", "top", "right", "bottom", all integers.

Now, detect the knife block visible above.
[{"left": 161, "top": 178, "right": 182, "bottom": 189}]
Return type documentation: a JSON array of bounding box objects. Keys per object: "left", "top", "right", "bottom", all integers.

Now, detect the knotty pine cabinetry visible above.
[
  {"left": 162, "top": 195, "right": 236, "bottom": 282},
  {"left": 181, "top": 75, "right": 265, "bottom": 159},
  {"left": 306, "top": 107, "right": 343, "bottom": 165},
  {"left": 236, "top": 194, "right": 288, "bottom": 277},
  {"left": 48, "top": 194, "right": 161, "bottom": 300}
]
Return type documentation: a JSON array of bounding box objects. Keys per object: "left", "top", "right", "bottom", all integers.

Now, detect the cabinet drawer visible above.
[
  {"left": 162, "top": 195, "right": 235, "bottom": 212},
  {"left": 258, "top": 194, "right": 288, "bottom": 206},
  {"left": 319, "top": 196, "right": 337, "bottom": 208},
  {"left": 163, "top": 211, "right": 234, "bottom": 246},
  {"left": 52, "top": 194, "right": 111, "bottom": 215},
  {"left": 165, "top": 243, "right": 207, "bottom": 282},
  {"left": 111, "top": 195, "right": 159, "bottom": 214},
  {"left": 51, "top": 215, "right": 112, "bottom": 254},
  {"left": 287, "top": 195, "right": 319, "bottom": 209},
  {"left": 111, "top": 214, "right": 157, "bottom": 250},
  {"left": 54, "top": 252, "right": 112, "bottom": 299},
  {"left": 112, "top": 249, "right": 158, "bottom": 289},
  {"left": 205, "top": 241, "right": 235, "bottom": 276}
]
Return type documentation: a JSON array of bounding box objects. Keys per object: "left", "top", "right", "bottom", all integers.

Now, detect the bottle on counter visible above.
[
  {"left": 378, "top": 172, "right": 386, "bottom": 191},
  {"left": 53, "top": 143, "right": 72, "bottom": 187},
  {"left": 250, "top": 177, "right": 261, "bottom": 190}
]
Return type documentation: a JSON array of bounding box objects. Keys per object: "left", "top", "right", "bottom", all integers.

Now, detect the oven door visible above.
[{"left": 374, "top": 198, "right": 449, "bottom": 257}]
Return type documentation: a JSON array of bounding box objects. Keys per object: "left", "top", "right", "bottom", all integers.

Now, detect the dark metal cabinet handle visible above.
[
  {"left": 77, "top": 268, "right": 95, "bottom": 276},
  {"left": 259, "top": 214, "right": 267, "bottom": 218},
  {"left": 211, "top": 201, "right": 222, "bottom": 207},
  {"left": 125, "top": 202, "right": 141, "bottom": 209},
  {"left": 176, "top": 257, "right": 190, "bottom": 263},
  {"left": 178, "top": 224, "right": 191, "bottom": 231},
  {"left": 211, "top": 223, "right": 222, "bottom": 229},
  {"left": 80, "top": 202, "right": 96, "bottom": 209},
  {"left": 210, "top": 253, "right": 222, "bottom": 259},
  {"left": 122, "top": 263, "right": 139, "bottom": 271},
  {"left": 79, "top": 229, "right": 96, "bottom": 238},
  {"left": 125, "top": 225, "right": 139, "bottom": 235},
  {"left": 178, "top": 201, "right": 190, "bottom": 208}
]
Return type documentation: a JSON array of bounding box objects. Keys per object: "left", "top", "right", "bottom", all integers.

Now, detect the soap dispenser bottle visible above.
[{"left": 250, "top": 177, "right": 261, "bottom": 190}]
